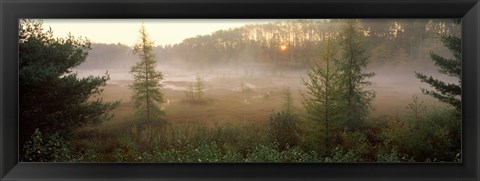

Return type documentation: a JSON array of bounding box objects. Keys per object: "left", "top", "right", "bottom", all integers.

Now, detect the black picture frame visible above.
[{"left": 1, "top": 0, "right": 479, "bottom": 180}]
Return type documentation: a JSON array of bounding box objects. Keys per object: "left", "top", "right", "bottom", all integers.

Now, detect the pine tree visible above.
[
  {"left": 282, "top": 87, "right": 294, "bottom": 114},
  {"left": 130, "top": 24, "right": 165, "bottom": 121},
  {"left": 415, "top": 26, "right": 461, "bottom": 111},
  {"left": 185, "top": 74, "right": 206, "bottom": 104},
  {"left": 194, "top": 74, "right": 205, "bottom": 102},
  {"left": 338, "top": 20, "right": 375, "bottom": 130},
  {"left": 268, "top": 86, "right": 300, "bottom": 150},
  {"left": 406, "top": 95, "right": 426, "bottom": 123},
  {"left": 302, "top": 36, "right": 342, "bottom": 148},
  {"left": 19, "top": 20, "right": 119, "bottom": 152},
  {"left": 185, "top": 82, "right": 195, "bottom": 102}
]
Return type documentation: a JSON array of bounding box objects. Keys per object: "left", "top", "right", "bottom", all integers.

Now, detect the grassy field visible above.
[
  {"left": 73, "top": 73, "right": 307, "bottom": 161},
  {"left": 70, "top": 67, "right": 449, "bottom": 162}
]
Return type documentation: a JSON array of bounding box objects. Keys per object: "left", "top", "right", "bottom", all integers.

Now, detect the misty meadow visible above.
[{"left": 19, "top": 19, "right": 461, "bottom": 162}]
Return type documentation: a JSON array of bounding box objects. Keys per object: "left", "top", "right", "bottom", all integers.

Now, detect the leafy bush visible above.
[
  {"left": 268, "top": 111, "right": 300, "bottom": 150},
  {"left": 136, "top": 142, "right": 243, "bottom": 162},
  {"left": 245, "top": 143, "right": 283, "bottom": 162},
  {"left": 381, "top": 107, "right": 460, "bottom": 162},
  {"left": 22, "top": 128, "right": 96, "bottom": 162},
  {"left": 376, "top": 147, "right": 402, "bottom": 162},
  {"left": 324, "top": 146, "right": 359, "bottom": 162},
  {"left": 278, "top": 146, "right": 319, "bottom": 162},
  {"left": 22, "top": 129, "right": 71, "bottom": 162},
  {"left": 111, "top": 139, "right": 319, "bottom": 163},
  {"left": 114, "top": 133, "right": 140, "bottom": 162},
  {"left": 337, "top": 130, "right": 372, "bottom": 160},
  {"left": 245, "top": 143, "right": 318, "bottom": 162}
]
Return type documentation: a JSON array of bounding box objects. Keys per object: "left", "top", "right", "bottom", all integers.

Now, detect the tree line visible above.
[
  {"left": 75, "top": 19, "right": 459, "bottom": 71},
  {"left": 157, "top": 19, "right": 459, "bottom": 68}
]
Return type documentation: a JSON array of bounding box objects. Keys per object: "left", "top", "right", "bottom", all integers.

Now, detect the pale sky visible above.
[{"left": 42, "top": 19, "right": 277, "bottom": 47}]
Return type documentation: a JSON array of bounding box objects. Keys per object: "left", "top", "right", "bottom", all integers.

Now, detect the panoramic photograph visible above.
[{"left": 19, "top": 19, "right": 461, "bottom": 162}]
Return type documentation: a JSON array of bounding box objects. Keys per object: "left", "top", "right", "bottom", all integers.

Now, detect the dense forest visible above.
[
  {"left": 20, "top": 19, "right": 461, "bottom": 162},
  {"left": 78, "top": 19, "right": 457, "bottom": 70}
]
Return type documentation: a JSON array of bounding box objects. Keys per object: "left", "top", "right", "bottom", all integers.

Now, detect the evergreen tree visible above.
[
  {"left": 130, "top": 24, "right": 165, "bottom": 121},
  {"left": 269, "top": 86, "right": 299, "bottom": 149},
  {"left": 268, "top": 111, "right": 299, "bottom": 150},
  {"left": 185, "top": 82, "right": 195, "bottom": 102},
  {"left": 184, "top": 74, "right": 206, "bottom": 104},
  {"left": 302, "top": 37, "right": 342, "bottom": 148},
  {"left": 282, "top": 87, "right": 294, "bottom": 114},
  {"left": 415, "top": 26, "right": 461, "bottom": 111},
  {"left": 406, "top": 95, "right": 426, "bottom": 123},
  {"left": 19, "top": 20, "right": 119, "bottom": 150},
  {"left": 338, "top": 20, "right": 375, "bottom": 130},
  {"left": 194, "top": 74, "right": 205, "bottom": 101}
]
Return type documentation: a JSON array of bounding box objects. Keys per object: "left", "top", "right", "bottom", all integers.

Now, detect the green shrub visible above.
[
  {"left": 163, "top": 143, "right": 243, "bottom": 162},
  {"left": 376, "top": 147, "right": 402, "bottom": 162},
  {"left": 22, "top": 129, "right": 71, "bottom": 162},
  {"left": 114, "top": 133, "right": 141, "bottom": 162},
  {"left": 337, "top": 130, "right": 372, "bottom": 161},
  {"left": 245, "top": 143, "right": 318, "bottom": 162},
  {"left": 245, "top": 143, "right": 283, "bottom": 162},
  {"left": 268, "top": 111, "right": 300, "bottom": 150},
  {"left": 324, "top": 146, "right": 359, "bottom": 162},
  {"left": 381, "top": 107, "right": 460, "bottom": 162},
  {"left": 280, "top": 146, "right": 319, "bottom": 162},
  {"left": 22, "top": 128, "right": 96, "bottom": 162}
]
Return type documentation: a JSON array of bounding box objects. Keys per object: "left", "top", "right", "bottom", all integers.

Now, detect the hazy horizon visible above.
[{"left": 42, "top": 19, "right": 278, "bottom": 46}]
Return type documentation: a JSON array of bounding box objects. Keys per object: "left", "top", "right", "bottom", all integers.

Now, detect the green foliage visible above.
[
  {"left": 114, "top": 132, "right": 236, "bottom": 162},
  {"left": 114, "top": 133, "right": 140, "bottom": 161},
  {"left": 337, "top": 131, "right": 372, "bottom": 160},
  {"left": 22, "top": 129, "right": 71, "bottom": 162},
  {"left": 381, "top": 108, "right": 460, "bottom": 162},
  {"left": 268, "top": 111, "right": 300, "bottom": 150},
  {"left": 150, "top": 143, "right": 244, "bottom": 162},
  {"left": 19, "top": 19, "right": 119, "bottom": 154},
  {"left": 112, "top": 140, "right": 318, "bottom": 163},
  {"left": 267, "top": 87, "right": 299, "bottom": 150},
  {"left": 415, "top": 21, "right": 461, "bottom": 111},
  {"left": 86, "top": 120, "right": 324, "bottom": 162},
  {"left": 231, "top": 144, "right": 316, "bottom": 162},
  {"left": 22, "top": 129, "right": 97, "bottom": 162},
  {"left": 406, "top": 95, "right": 426, "bottom": 122},
  {"left": 338, "top": 20, "right": 376, "bottom": 130},
  {"left": 302, "top": 36, "right": 343, "bottom": 150},
  {"left": 278, "top": 146, "right": 319, "bottom": 162},
  {"left": 376, "top": 147, "right": 402, "bottom": 162},
  {"left": 245, "top": 143, "right": 318, "bottom": 162},
  {"left": 130, "top": 24, "right": 165, "bottom": 121},
  {"left": 48, "top": 105, "right": 460, "bottom": 162},
  {"left": 324, "top": 146, "right": 359, "bottom": 162}
]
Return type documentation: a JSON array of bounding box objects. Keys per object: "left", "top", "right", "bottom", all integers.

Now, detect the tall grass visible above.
[
  {"left": 104, "top": 119, "right": 312, "bottom": 162},
  {"left": 51, "top": 102, "right": 460, "bottom": 163}
]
